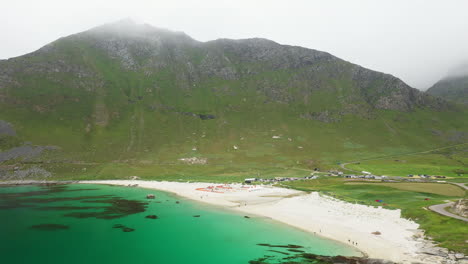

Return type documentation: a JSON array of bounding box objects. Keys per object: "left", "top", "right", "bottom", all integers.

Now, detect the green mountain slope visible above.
[
  {"left": 427, "top": 75, "right": 468, "bottom": 105},
  {"left": 0, "top": 20, "right": 467, "bottom": 180}
]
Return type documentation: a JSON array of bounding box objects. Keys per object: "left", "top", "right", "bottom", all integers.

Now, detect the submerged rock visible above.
[
  {"left": 112, "top": 224, "right": 135, "bottom": 232},
  {"left": 30, "top": 224, "right": 69, "bottom": 231},
  {"left": 145, "top": 215, "right": 158, "bottom": 219},
  {"left": 122, "top": 227, "right": 135, "bottom": 232},
  {"left": 287, "top": 249, "right": 304, "bottom": 253},
  {"left": 193, "top": 215, "right": 200, "bottom": 218},
  {"left": 257, "top": 243, "right": 303, "bottom": 249}
]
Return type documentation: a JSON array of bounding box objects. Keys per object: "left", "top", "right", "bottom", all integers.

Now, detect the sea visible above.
[{"left": 0, "top": 184, "right": 361, "bottom": 264}]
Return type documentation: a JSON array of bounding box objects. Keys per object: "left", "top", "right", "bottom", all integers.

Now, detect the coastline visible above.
[
  {"left": 0, "top": 180, "right": 453, "bottom": 263},
  {"left": 77, "top": 180, "right": 430, "bottom": 263}
]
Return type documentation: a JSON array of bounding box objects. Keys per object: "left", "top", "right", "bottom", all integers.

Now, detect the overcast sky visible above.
[{"left": 1, "top": 0, "right": 468, "bottom": 90}]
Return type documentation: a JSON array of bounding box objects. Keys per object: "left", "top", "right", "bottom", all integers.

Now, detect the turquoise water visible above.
[{"left": 0, "top": 184, "right": 360, "bottom": 263}]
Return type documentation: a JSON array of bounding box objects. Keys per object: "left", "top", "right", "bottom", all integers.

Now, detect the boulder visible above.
[
  {"left": 452, "top": 199, "right": 468, "bottom": 218},
  {"left": 145, "top": 215, "right": 158, "bottom": 219}
]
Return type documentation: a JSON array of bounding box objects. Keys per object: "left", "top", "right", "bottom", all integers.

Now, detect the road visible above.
[
  {"left": 449, "top": 182, "right": 468, "bottom": 190},
  {"left": 338, "top": 143, "right": 468, "bottom": 222},
  {"left": 428, "top": 202, "right": 468, "bottom": 222}
]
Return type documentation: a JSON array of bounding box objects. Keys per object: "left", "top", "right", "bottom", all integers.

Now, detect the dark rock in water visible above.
[
  {"left": 30, "top": 224, "right": 69, "bottom": 231},
  {"left": 287, "top": 249, "right": 304, "bottom": 253},
  {"left": 122, "top": 227, "right": 135, "bottom": 232},
  {"left": 65, "top": 198, "right": 148, "bottom": 219},
  {"left": 244, "top": 216, "right": 250, "bottom": 218},
  {"left": 112, "top": 224, "right": 135, "bottom": 232},
  {"left": 250, "top": 251, "right": 393, "bottom": 264},
  {"left": 300, "top": 253, "right": 393, "bottom": 264},
  {"left": 267, "top": 250, "right": 289, "bottom": 255},
  {"left": 0, "top": 185, "right": 147, "bottom": 220},
  {"left": 175, "top": 201, "right": 180, "bottom": 204},
  {"left": 257, "top": 243, "right": 303, "bottom": 249},
  {"left": 145, "top": 215, "right": 158, "bottom": 219},
  {"left": 193, "top": 215, "right": 200, "bottom": 217}
]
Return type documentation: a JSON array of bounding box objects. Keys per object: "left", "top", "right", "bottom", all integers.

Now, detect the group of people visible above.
[{"left": 347, "top": 239, "right": 358, "bottom": 246}]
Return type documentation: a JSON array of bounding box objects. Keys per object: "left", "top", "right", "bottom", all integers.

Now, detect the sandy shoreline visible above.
[
  {"left": 2, "top": 179, "right": 452, "bottom": 263},
  {"left": 72, "top": 180, "right": 439, "bottom": 263}
]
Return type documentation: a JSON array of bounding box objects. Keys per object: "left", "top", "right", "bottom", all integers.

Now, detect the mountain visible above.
[
  {"left": 427, "top": 64, "right": 468, "bottom": 105},
  {"left": 0, "top": 20, "right": 467, "bottom": 180}
]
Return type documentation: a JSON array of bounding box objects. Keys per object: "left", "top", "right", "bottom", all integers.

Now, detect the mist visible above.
[
  {"left": 446, "top": 62, "right": 468, "bottom": 79},
  {"left": 1, "top": 0, "right": 468, "bottom": 90}
]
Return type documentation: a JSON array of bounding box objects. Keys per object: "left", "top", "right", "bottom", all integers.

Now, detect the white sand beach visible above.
[{"left": 79, "top": 180, "right": 440, "bottom": 263}]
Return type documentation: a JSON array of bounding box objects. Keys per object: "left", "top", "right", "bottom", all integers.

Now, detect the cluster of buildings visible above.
[
  {"left": 407, "top": 174, "right": 446, "bottom": 179},
  {"left": 243, "top": 169, "right": 448, "bottom": 184},
  {"left": 344, "top": 174, "right": 386, "bottom": 180},
  {"left": 244, "top": 175, "right": 318, "bottom": 184}
]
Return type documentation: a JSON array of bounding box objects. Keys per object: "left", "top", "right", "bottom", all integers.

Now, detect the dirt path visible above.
[{"left": 428, "top": 202, "right": 468, "bottom": 222}]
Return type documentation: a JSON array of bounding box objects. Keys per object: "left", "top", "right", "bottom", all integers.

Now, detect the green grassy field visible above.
[
  {"left": 344, "top": 182, "right": 466, "bottom": 196},
  {"left": 346, "top": 144, "right": 468, "bottom": 177},
  {"left": 282, "top": 178, "right": 468, "bottom": 254}
]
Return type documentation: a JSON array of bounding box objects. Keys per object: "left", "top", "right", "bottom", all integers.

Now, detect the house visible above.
[{"left": 244, "top": 178, "right": 257, "bottom": 184}]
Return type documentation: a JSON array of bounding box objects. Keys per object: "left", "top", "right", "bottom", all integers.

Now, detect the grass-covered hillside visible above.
[
  {"left": 427, "top": 75, "right": 468, "bottom": 105},
  {"left": 0, "top": 20, "right": 467, "bottom": 180}
]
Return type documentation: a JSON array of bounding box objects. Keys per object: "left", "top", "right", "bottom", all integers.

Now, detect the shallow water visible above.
[{"left": 0, "top": 184, "right": 360, "bottom": 263}]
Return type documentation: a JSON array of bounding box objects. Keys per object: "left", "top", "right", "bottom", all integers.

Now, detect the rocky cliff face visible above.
[
  {"left": 452, "top": 199, "right": 468, "bottom": 218},
  {"left": 0, "top": 20, "right": 449, "bottom": 113}
]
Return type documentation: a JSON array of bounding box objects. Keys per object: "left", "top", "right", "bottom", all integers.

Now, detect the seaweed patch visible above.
[{"left": 30, "top": 224, "right": 69, "bottom": 231}]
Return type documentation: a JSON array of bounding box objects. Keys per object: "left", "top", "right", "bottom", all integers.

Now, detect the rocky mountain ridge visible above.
[
  {"left": 427, "top": 74, "right": 468, "bottom": 105},
  {"left": 0, "top": 20, "right": 466, "bottom": 176},
  {"left": 0, "top": 20, "right": 449, "bottom": 112}
]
